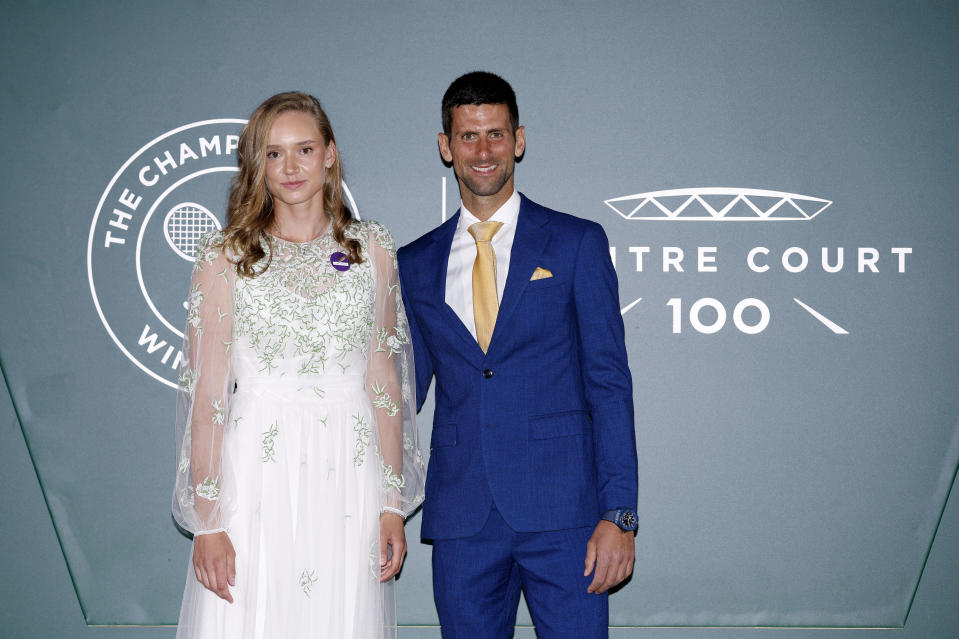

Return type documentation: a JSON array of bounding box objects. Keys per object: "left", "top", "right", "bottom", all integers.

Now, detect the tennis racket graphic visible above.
[{"left": 164, "top": 202, "right": 222, "bottom": 261}]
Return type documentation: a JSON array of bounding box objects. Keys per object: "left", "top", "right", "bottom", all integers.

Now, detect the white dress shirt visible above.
[{"left": 445, "top": 190, "right": 521, "bottom": 340}]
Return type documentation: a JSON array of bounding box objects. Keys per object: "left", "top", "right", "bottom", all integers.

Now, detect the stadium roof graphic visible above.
[{"left": 604, "top": 188, "right": 832, "bottom": 221}]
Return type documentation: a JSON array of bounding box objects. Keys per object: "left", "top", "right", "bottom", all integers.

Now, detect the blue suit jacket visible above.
[{"left": 397, "top": 194, "right": 637, "bottom": 540}]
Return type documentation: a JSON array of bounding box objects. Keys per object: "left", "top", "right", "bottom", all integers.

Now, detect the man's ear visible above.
[
  {"left": 513, "top": 126, "right": 526, "bottom": 158},
  {"left": 437, "top": 132, "right": 453, "bottom": 163}
]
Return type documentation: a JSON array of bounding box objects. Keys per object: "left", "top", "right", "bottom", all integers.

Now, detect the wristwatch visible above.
[{"left": 601, "top": 508, "right": 638, "bottom": 532}]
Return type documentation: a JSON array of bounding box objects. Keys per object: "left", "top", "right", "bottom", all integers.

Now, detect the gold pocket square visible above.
[{"left": 530, "top": 267, "right": 553, "bottom": 281}]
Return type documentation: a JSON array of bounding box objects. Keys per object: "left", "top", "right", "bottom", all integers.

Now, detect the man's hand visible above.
[
  {"left": 193, "top": 531, "right": 236, "bottom": 603},
  {"left": 584, "top": 520, "right": 635, "bottom": 594},
  {"left": 380, "top": 512, "right": 407, "bottom": 582}
]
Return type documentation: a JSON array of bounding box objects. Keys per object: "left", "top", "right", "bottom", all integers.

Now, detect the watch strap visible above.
[{"left": 601, "top": 508, "right": 638, "bottom": 532}]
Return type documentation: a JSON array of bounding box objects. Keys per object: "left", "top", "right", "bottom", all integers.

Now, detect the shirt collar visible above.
[{"left": 458, "top": 190, "right": 521, "bottom": 231}]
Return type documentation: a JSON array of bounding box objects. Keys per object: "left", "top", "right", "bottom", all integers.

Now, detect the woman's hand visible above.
[
  {"left": 193, "top": 531, "right": 236, "bottom": 602},
  {"left": 379, "top": 512, "right": 407, "bottom": 582}
]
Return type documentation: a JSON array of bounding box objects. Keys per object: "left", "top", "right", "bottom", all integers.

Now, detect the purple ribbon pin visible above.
[{"left": 330, "top": 252, "right": 350, "bottom": 272}]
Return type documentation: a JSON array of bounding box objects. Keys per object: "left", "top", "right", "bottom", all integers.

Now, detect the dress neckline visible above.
[{"left": 266, "top": 222, "right": 333, "bottom": 246}]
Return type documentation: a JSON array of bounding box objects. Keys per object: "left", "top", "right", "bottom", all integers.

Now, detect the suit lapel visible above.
[
  {"left": 424, "top": 212, "right": 487, "bottom": 363},
  {"left": 489, "top": 195, "right": 549, "bottom": 353}
]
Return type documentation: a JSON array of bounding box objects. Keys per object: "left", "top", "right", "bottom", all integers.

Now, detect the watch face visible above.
[{"left": 621, "top": 511, "right": 637, "bottom": 529}]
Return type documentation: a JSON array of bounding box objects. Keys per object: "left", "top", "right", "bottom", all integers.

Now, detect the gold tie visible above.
[{"left": 468, "top": 221, "right": 504, "bottom": 353}]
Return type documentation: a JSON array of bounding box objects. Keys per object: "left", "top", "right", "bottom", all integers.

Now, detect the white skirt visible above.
[{"left": 176, "top": 376, "right": 394, "bottom": 639}]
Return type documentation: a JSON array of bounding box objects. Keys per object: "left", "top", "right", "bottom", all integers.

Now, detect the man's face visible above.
[{"left": 438, "top": 103, "right": 526, "bottom": 203}]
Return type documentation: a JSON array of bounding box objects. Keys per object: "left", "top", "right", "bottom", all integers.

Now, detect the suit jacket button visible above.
[{"left": 483, "top": 369, "right": 494, "bottom": 378}]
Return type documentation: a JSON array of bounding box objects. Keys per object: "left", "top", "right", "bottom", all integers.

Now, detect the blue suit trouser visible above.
[{"left": 432, "top": 504, "right": 608, "bottom": 638}]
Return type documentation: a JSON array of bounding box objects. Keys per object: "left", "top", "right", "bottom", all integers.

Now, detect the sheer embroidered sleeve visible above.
[
  {"left": 172, "top": 231, "right": 237, "bottom": 535},
  {"left": 364, "top": 222, "right": 426, "bottom": 518}
]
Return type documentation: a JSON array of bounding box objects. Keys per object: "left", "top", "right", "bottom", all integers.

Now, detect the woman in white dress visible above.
[{"left": 171, "top": 91, "right": 425, "bottom": 639}]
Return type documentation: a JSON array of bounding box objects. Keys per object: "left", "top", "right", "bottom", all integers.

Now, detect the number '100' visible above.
[{"left": 666, "top": 298, "right": 770, "bottom": 334}]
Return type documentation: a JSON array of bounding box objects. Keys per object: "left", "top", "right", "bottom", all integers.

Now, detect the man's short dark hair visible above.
[{"left": 441, "top": 71, "right": 519, "bottom": 137}]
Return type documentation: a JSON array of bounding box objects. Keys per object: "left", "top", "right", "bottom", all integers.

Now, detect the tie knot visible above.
[{"left": 468, "top": 221, "right": 504, "bottom": 243}]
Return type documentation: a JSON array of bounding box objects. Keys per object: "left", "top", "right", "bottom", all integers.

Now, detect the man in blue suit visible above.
[{"left": 397, "top": 71, "right": 638, "bottom": 638}]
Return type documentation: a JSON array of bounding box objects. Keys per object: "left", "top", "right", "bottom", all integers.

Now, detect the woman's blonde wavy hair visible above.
[{"left": 223, "top": 91, "right": 362, "bottom": 277}]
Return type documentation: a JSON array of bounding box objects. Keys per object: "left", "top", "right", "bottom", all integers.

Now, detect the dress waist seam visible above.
[{"left": 235, "top": 375, "right": 366, "bottom": 392}]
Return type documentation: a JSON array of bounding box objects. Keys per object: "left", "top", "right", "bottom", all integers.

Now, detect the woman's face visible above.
[{"left": 264, "top": 110, "right": 336, "bottom": 212}]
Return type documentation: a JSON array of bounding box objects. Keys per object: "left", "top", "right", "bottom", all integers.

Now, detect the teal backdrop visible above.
[{"left": 2, "top": 1, "right": 958, "bottom": 637}]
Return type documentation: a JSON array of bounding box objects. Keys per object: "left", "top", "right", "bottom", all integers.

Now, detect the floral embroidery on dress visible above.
[
  {"left": 261, "top": 422, "right": 279, "bottom": 463},
  {"left": 370, "top": 381, "right": 399, "bottom": 416},
  {"left": 404, "top": 433, "right": 425, "bottom": 468},
  {"left": 231, "top": 226, "right": 376, "bottom": 377},
  {"left": 299, "top": 569, "right": 318, "bottom": 597},
  {"left": 177, "top": 486, "right": 194, "bottom": 509},
  {"left": 194, "top": 234, "right": 222, "bottom": 265},
  {"left": 374, "top": 326, "right": 410, "bottom": 358},
  {"left": 380, "top": 457, "right": 405, "bottom": 492},
  {"left": 353, "top": 413, "right": 372, "bottom": 467},
  {"left": 211, "top": 399, "right": 225, "bottom": 425},
  {"left": 195, "top": 477, "right": 220, "bottom": 501},
  {"left": 178, "top": 368, "right": 197, "bottom": 393},
  {"left": 368, "top": 220, "right": 396, "bottom": 258},
  {"left": 186, "top": 285, "right": 205, "bottom": 335}
]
